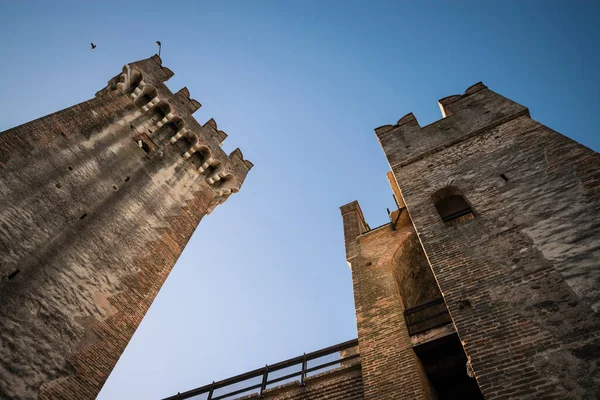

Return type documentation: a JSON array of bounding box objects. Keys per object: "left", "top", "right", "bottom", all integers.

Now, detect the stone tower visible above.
[
  {"left": 0, "top": 55, "right": 252, "bottom": 400},
  {"left": 342, "top": 82, "right": 600, "bottom": 399}
]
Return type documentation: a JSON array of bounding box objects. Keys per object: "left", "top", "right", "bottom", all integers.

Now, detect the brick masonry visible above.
[
  {"left": 235, "top": 364, "right": 364, "bottom": 400},
  {"left": 0, "top": 56, "right": 252, "bottom": 400},
  {"left": 377, "top": 83, "right": 600, "bottom": 399},
  {"left": 341, "top": 202, "right": 436, "bottom": 400}
]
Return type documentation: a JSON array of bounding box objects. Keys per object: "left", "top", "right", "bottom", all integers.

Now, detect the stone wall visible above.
[
  {"left": 0, "top": 56, "right": 252, "bottom": 399},
  {"left": 379, "top": 83, "right": 600, "bottom": 399}
]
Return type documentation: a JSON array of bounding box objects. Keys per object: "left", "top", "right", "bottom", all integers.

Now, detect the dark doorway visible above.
[{"left": 414, "top": 333, "right": 484, "bottom": 399}]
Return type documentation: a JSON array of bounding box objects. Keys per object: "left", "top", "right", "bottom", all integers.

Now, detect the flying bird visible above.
[{"left": 90, "top": 43, "right": 96, "bottom": 50}]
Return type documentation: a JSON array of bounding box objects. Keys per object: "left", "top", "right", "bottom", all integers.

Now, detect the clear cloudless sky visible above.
[{"left": 1, "top": 1, "right": 599, "bottom": 399}]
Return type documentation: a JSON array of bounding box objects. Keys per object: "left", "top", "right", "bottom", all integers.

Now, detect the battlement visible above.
[
  {"left": 376, "top": 82, "right": 529, "bottom": 169},
  {"left": 0, "top": 55, "right": 255, "bottom": 400},
  {"left": 96, "top": 56, "right": 252, "bottom": 205}
]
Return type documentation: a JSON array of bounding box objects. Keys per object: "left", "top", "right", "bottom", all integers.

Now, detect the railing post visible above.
[
  {"left": 259, "top": 365, "right": 269, "bottom": 397},
  {"left": 300, "top": 353, "right": 307, "bottom": 386},
  {"left": 207, "top": 381, "right": 215, "bottom": 400}
]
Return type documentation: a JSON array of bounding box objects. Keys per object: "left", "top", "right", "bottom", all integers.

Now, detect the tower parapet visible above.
[
  {"left": 376, "top": 82, "right": 529, "bottom": 170},
  {"left": 96, "top": 55, "right": 252, "bottom": 202},
  {"left": 0, "top": 56, "right": 252, "bottom": 399}
]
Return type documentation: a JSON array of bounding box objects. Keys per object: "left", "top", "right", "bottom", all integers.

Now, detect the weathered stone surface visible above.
[
  {"left": 0, "top": 56, "right": 252, "bottom": 400},
  {"left": 380, "top": 83, "right": 600, "bottom": 399}
]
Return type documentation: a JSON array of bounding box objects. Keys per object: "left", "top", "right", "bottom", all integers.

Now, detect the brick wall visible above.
[
  {"left": 0, "top": 56, "right": 252, "bottom": 399},
  {"left": 236, "top": 364, "right": 364, "bottom": 400},
  {"left": 340, "top": 202, "right": 436, "bottom": 400},
  {"left": 379, "top": 83, "right": 600, "bottom": 398}
]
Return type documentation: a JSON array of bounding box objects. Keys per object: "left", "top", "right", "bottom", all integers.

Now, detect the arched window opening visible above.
[
  {"left": 128, "top": 70, "right": 143, "bottom": 90},
  {"left": 212, "top": 174, "right": 238, "bottom": 195},
  {"left": 188, "top": 153, "right": 205, "bottom": 169},
  {"left": 155, "top": 120, "right": 181, "bottom": 143},
  {"left": 433, "top": 188, "right": 475, "bottom": 225},
  {"left": 188, "top": 147, "right": 211, "bottom": 169},
  {"left": 134, "top": 85, "right": 157, "bottom": 108},
  {"left": 148, "top": 101, "right": 171, "bottom": 126},
  {"left": 204, "top": 161, "right": 223, "bottom": 181},
  {"left": 117, "top": 67, "right": 143, "bottom": 93},
  {"left": 173, "top": 136, "right": 193, "bottom": 156},
  {"left": 153, "top": 103, "right": 170, "bottom": 121}
]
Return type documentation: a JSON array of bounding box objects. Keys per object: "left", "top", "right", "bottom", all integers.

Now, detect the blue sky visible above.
[{"left": 1, "top": 1, "right": 599, "bottom": 399}]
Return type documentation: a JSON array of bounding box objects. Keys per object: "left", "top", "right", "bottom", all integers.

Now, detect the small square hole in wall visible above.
[
  {"left": 55, "top": 183, "right": 62, "bottom": 189},
  {"left": 7, "top": 269, "right": 20, "bottom": 280},
  {"left": 68, "top": 166, "right": 73, "bottom": 171},
  {"left": 137, "top": 140, "right": 150, "bottom": 153}
]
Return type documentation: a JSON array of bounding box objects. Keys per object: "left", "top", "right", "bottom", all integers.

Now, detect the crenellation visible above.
[
  {"left": 205, "top": 117, "right": 218, "bottom": 131},
  {"left": 437, "top": 95, "right": 463, "bottom": 117},
  {"left": 164, "top": 79, "right": 599, "bottom": 400},
  {"left": 175, "top": 86, "right": 190, "bottom": 99},
  {"left": 98, "top": 56, "right": 235, "bottom": 177},
  {"left": 101, "top": 57, "right": 251, "bottom": 191},
  {"left": 376, "top": 84, "right": 600, "bottom": 398},
  {"left": 377, "top": 83, "right": 528, "bottom": 170},
  {"left": 217, "top": 129, "right": 228, "bottom": 142},
  {"left": 174, "top": 87, "right": 202, "bottom": 113},
  {"left": 397, "top": 112, "right": 418, "bottom": 127},
  {"left": 0, "top": 56, "right": 252, "bottom": 400},
  {"left": 3, "top": 44, "right": 598, "bottom": 400}
]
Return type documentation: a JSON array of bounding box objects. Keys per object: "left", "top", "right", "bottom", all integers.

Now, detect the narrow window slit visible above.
[
  {"left": 55, "top": 183, "right": 62, "bottom": 189},
  {"left": 113, "top": 185, "right": 118, "bottom": 190},
  {"left": 124, "top": 177, "right": 130, "bottom": 182},
  {"left": 500, "top": 174, "right": 509, "bottom": 182},
  {"left": 8, "top": 269, "right": 20, "bottom": 280},
  {"left": 68, "top": 166, "right": 73, "bottom": 171},
  {"left": 80, "top": 213, "right": 87, "bottom": 220}
]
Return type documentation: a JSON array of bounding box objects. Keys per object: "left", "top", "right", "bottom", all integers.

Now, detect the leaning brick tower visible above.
[{"left": 0, "top": 55, "right": 252, "bottom": 400}]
